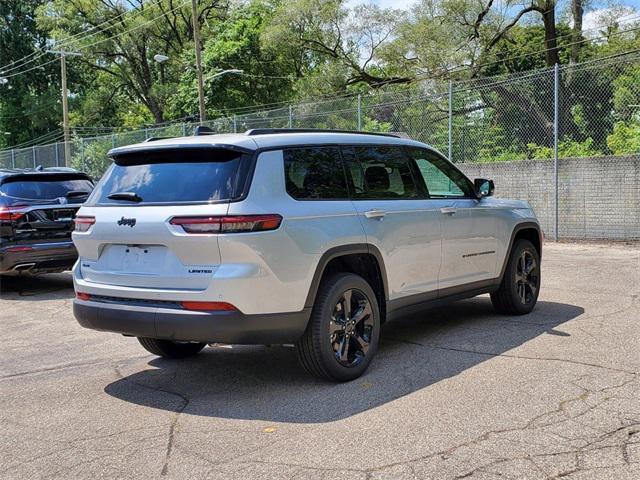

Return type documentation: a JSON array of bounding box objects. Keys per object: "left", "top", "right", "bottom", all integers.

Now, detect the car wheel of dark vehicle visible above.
[
  {"left": 491, "top": 239, "right": 541, "bottom": 315},
  {"left": 296, "top": 273, "right": 380, "bottom": 382},
  {"left": 137, "top": 337, "right": 206, "bottom": 359}
]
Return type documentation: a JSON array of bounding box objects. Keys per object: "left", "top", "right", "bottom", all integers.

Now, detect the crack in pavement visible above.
[
  {"left": 113, "top": 364, "right": 189, "bottom": 477},
  {"left": 0, "top": 354, "right": 150, "bottom": 380},
  {"left": 384, "top": 336, "right": 639, "bottom": 376}
]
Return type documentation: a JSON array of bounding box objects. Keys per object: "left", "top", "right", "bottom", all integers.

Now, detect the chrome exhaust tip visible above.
[{"left": 12, "top": 263, "right": 36, "bottom": 272}]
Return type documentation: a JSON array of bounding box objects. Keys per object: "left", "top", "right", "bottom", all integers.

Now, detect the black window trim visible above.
[{"left": 271, "top": 142, "right": 478, "bottom": 203}]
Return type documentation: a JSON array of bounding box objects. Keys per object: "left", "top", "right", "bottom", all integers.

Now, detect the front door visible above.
[{"left": 407, "top": 147, "right": 499, "bottom": 292}]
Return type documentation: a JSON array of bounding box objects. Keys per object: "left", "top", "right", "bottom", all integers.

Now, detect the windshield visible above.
[
  {"left": 0, "top": 178, "right": 93, "bottom": 203},
  {"left": 88, "top": 150, "right": 247, "bottom": 205}
]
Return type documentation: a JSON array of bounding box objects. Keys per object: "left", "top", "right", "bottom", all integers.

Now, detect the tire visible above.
[
  {"left": 137, "top": 337, "right": 206, "bottom": 359},
  {"left": 295, "top": 273, "right": 380, "bottom": 382},
  {"left": 491, "top": 239, "right": 541, "bottom": 315}
]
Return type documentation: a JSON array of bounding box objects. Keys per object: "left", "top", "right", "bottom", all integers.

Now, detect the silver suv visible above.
[{"left": 72, "top": 129, "right": 542, "bottom": 381}]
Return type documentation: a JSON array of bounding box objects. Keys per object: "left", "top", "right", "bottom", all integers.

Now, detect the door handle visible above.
[
  {"left": 440, "top": 207, "right": 457, "bottom": 216},
  {"left": 364, "top": 209, "right": 386, "bottom": 219}
]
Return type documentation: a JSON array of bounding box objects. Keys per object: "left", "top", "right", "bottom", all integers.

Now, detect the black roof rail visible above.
[
  {"left": 194, "top": 125, "right": 216, "bottom": 136},
  {"left": 244, "top": 128, "right": 399, "bottom": 138},
  {"left": 144, "top": 136, "right": 171, "bottom": 142}
]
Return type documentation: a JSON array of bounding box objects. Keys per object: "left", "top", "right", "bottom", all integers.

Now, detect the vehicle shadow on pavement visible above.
[
  {"left": 0, "top": 273, "right": 74, "bottom": 300},
  {"left": 104, "top": 298, "right": 584, "bottom": 423}
]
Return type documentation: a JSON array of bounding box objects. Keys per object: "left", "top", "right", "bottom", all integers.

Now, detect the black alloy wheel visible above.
[
  {"left": 515, "top": 250, "right": 539, "bottom": 305},
  {"left": 330, "top": 288, "right": 374, "bottom": 368},
  {"left": 296, "top": 273, "right": 380, "bottom": 381},
  {"left": 491, "top": 239, "right": 541, "bottom": 315}
]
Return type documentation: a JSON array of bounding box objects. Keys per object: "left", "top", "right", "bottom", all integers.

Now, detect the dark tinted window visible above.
[
  {"left": 90, "top": 152, "right": 245, "bottom": 205},
  {"left": 344, "top": 146, "right": 420, "bottom": 199},
  {"left": 283, "top": 147, "right": 348, "bottom": 200},
  {"left": 0, "top": 177, "right": 93, "bottom": 203},
  {"left": 406, "top": 148, "right": 474, "bottom": 198}
]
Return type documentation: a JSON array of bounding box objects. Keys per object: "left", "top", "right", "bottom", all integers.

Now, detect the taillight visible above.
[
  {"left": 5, "top": 246, "right": 33, "bottom": 252},
  {"left": 76, "top": 292, "right": 91, "bottom": 301},
  {"left": 0, "top": 206, "right": 26, "bottom": 222},
  {"left": 169, "top": 214, "right": 282, "bottom": 234},
  {"left": 180, "top": 301, "right": 237, "bottom": 311},
  {"left": 74, "top": 216, "right": 95, "bottom": 232}
]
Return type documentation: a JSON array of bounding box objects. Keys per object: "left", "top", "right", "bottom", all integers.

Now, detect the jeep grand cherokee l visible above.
[
  {"left": 72, "top": 129, "right": 542, "bottom": 381},
  {"left": 1, "top": 167, "right": 93, "bottom": 275}
]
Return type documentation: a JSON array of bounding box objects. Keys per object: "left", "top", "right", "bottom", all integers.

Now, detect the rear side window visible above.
[
  {"left": 343, "top": 146, "right": 420, "bottom": 200},
  {"left": 0, "top": 177, "right": 93, "bottom": 203},
  {"left": 283, "top": 147, "right": 349, "bottom": 200},
  {"left": 89, "top": 149, "right": 248, "bottom": 205}
]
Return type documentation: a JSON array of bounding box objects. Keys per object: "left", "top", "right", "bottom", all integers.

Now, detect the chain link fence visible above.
[{"left": 2, "top": 53, "right": 640, "bottom": 240}]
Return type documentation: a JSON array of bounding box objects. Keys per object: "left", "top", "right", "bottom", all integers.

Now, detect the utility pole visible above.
[
  {"left": 191, "top": 0, "right": 206, "bottom": 124},
  {"left": 553, "top": 63, "right": 560, "bottom": 241},
  {"left": 48, "top": 50, "right": 82, "bottom": 166}
]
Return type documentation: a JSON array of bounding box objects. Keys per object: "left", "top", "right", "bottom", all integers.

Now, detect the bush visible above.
[
  {"left": 70, "top": 137, "right": 112, "bottom": 180},
  {"left": 527, "top": 138, "right": 602, "bottom": 159},
  {"left": 606, "top": 121, "right": 640, "bottom": 155}
]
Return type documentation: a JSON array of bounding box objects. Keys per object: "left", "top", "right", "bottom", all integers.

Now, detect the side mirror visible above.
[{"left": 474, "top": 178, "right": 494, "bottom": 198}]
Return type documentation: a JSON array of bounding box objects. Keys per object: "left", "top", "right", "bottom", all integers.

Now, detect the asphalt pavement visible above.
[{"left": 1, "top": 242, "right": 639, "bottom": 479}]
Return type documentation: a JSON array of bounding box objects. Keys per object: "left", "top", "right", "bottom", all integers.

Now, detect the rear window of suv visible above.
[
  {"left": 0, "top": 176, "right": 93, "bottom": 203},
  {"left": 89, "top": 148, "right": 249, "bottom": 205}
]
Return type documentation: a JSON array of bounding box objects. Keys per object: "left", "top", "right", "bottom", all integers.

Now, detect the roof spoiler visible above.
[{"left": 244, "top": 128, "right": 400, "bottom": 138}]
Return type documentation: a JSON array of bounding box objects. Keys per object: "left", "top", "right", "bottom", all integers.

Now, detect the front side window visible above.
[
  {"left": 407, "top": 148, "right": 474, "bottom": 198},
  {"left": 283, "top": 147, "right": 349, "bottom": 200},
  {"left": 344, "top": 146, "right": 420, "bottom": 200}
]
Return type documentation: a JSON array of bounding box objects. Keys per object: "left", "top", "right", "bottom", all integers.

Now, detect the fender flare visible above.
[
  {"left": 304, "top": 243, "right": 388, "bottom": 309},
  {"left": 498, "top": 221, "right": 543, "bottom": 281}
]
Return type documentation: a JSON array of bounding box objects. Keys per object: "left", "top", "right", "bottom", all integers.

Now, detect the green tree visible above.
[{"left": 0, "top": 0, "right": 61, "bottom": 148}]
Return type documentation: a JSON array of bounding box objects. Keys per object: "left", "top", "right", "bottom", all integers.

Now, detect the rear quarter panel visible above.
[{"left": 222, "top": 150, "right": 367, "bottom": 314}]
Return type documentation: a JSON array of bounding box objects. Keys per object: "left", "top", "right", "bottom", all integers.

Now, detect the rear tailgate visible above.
[
  {"left": 74, "top": 204, "right": 229, "bottom": 290},
  {"left": 0, "top": 173, "right": 93, "bottom": 245},
  {"left": 13, "top": 204, "right": 80, "bottom": 243},
  {"left": 72, "top": 144, "right": 253, "bottom": 292}
]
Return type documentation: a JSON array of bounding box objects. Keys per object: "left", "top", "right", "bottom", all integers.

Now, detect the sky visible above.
[
  {"left": 347, "top": 0, "right": 640, "bottom": 34},
  {"left": 348, "top": 0, "right": 640, "bottom": 16}
]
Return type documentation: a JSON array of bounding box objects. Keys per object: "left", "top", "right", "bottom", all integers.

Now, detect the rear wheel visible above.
[
  {"left": 296, "top": 273, "right": 380, "bottom": 382},
  {"left": 137, "top": 337, "right": 206, "bottom": 359},
  {"left": 491, "top": 239, "right": 540, "bottom": 315}
]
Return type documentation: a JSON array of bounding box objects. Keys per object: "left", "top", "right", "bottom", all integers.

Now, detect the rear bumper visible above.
[
  {"left": 73, "top": 299, "right": 311, "bottom": 344},
  {"left": 0, "top": 241, "right": 77, "bottom": 274}
]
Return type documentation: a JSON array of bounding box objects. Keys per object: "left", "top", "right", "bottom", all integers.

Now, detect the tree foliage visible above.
[{"left": 1, "top": 0, "right": 639, "bottom": 160}]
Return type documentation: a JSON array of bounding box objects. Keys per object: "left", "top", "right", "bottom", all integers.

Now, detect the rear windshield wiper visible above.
[
  {"left": 65, "top": 190, "right": 91, "bottom": 198},
  {"left": 107, "top": 191, "right": 143, "bottom": 202}
]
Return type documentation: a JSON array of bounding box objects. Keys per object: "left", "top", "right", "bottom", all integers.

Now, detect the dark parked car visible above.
[{"left": 0, "top": 167, "right": 94, "bottom": 275}]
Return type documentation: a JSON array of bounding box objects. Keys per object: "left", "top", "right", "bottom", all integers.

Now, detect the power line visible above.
[
  {"left": 0, "top": 59, "right": 58, "bottom": 80},
  {"left": 0, "top": 0, "right": 171, "bottom": 76},
  {"left": 7, "top": 130, "right": 64, "bottom": 149},
  {"left": 0, "top": 0, "right": 188, "bottom": 81}
]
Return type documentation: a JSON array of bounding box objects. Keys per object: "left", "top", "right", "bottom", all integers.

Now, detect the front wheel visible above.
[
  {"left": 296, "top": 273, "right": 380, "bottom": 382},
  {"left": 491, "top": 239, "right": 541, "bottom": 315},
  {"left": 137, "top": 337, "right": 206, "bottom": 359}
]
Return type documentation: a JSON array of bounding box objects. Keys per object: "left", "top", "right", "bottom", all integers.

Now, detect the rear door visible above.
[
  {"left": 343, "top": 146, "right": 442, "bottom": 300},
  {"left": 407, "top": 147, "right": 499, "bottom": 291},
  {"left": 73, "top": 147, "right": 250, "bottom": 291}
]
